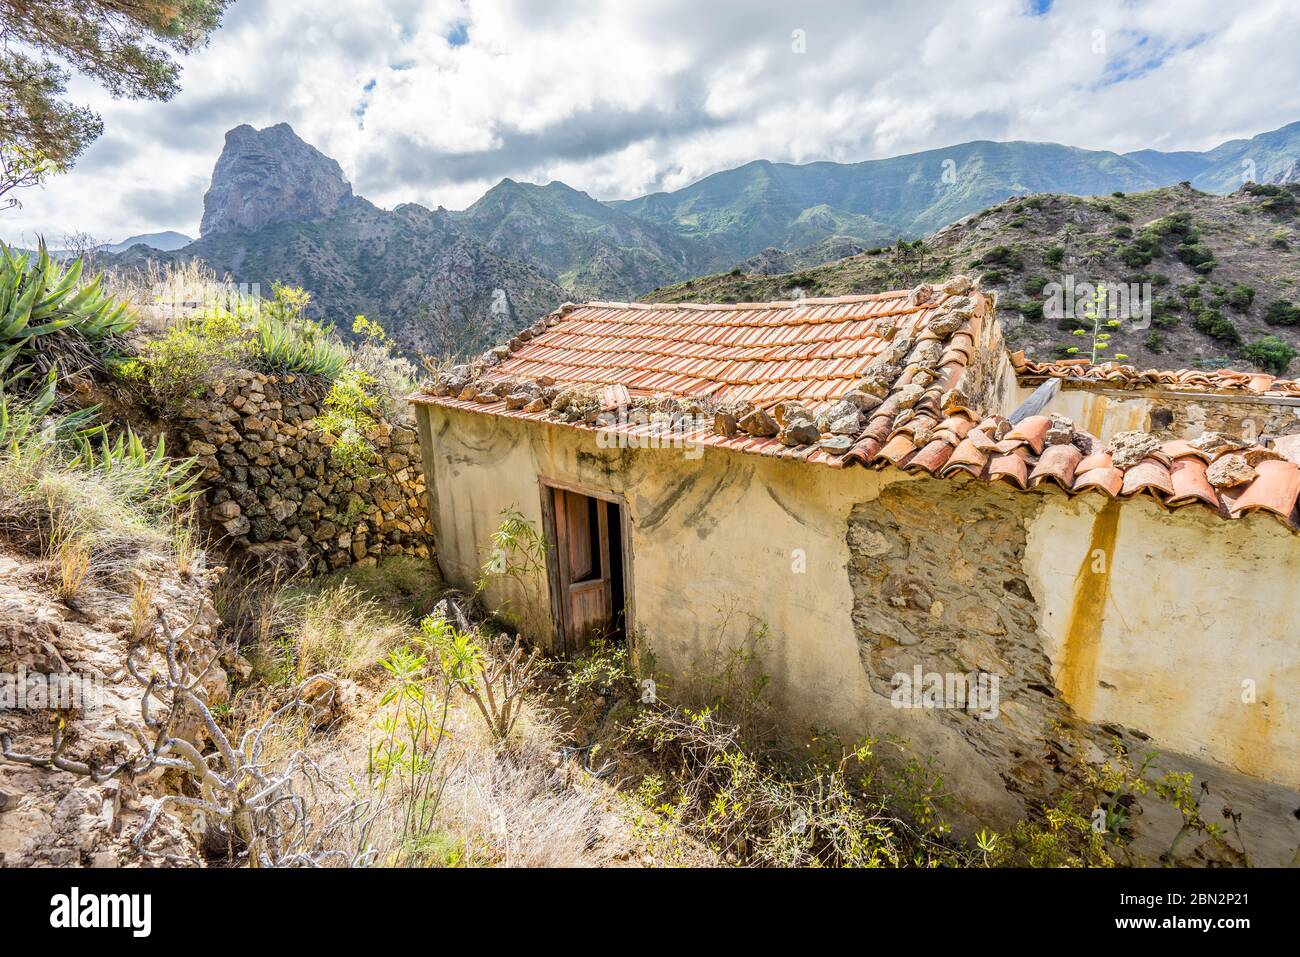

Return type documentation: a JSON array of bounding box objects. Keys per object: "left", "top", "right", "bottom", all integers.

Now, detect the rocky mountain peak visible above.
[{"left": 200, "top": 123, "right": 352, "bottom": 236}]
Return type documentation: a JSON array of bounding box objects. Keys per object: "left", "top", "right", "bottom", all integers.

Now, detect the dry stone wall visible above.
[{"left": 175, "top": 369, "right": 431, "bottom": 575}]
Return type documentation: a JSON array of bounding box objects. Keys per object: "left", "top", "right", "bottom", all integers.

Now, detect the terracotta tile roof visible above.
[
  {"left": 1013, "top": 354, "right": 1300, "bottom": 398},
  {"left": 485, "top": 292, "right": 952, "bottom": 410},
  {"left": 412, "top": 280, "right": 1300, "bottom": 533}
]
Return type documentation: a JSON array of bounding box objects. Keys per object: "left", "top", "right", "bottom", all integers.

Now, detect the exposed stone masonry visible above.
[{"left": 847, "top": 477, "right": 1102, "bottom": 804}]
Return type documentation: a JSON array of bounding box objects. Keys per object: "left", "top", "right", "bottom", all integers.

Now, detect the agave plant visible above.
[
  {"left": 73, "top": 426, "right": 198, "bottom": 506},
  {"left": 2, "top": 366, "right": 195, "bottom": 507},
  {"left": 0, "top": 244, "right": 137, "bottom": 380},
  {"left": 254, "top": 315, "right": 349, "bottom": 379}
]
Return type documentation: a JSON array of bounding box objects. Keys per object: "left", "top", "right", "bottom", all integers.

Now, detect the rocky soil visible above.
[{"left": 0, "top": 550, "right": 228, "bottom": 867}]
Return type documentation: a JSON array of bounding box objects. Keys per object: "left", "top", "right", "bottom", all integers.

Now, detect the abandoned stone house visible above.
[{"left": 411, "top": 278, "right": 1300, "bottom": 860}]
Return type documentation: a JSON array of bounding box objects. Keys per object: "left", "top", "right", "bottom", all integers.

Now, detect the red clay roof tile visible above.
[
  {"left": 1017, "top": 357, "right": 1300, "bottom": 399},
  {"left": 1006, "top": 415, "right": 1052, "bottom": 454},
  {"left": 942, "top": 438, "right": 991, "bottom": 477},
  {"left": 1167, "top": 457, "right": 1220, "bottom": 509},
  {"left": 988, "top": 450, "right": 1030, "bottom": 489},
  {"left": 1120, "top": 457, "right": 1174, "bottom": 499},
  {"left": 1029, "top": 444, "right": 1083, "bottom": 490},
  {"left": 1228, "top": 460, "right": 1300, "bottom": 525},
  {"left": 1073, "top": 466, "right": 1125, "bottom": 498}
]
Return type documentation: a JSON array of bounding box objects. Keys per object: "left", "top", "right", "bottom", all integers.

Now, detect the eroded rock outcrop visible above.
[{"left": 200, "top": 123, "right": 353, "bottom": 236}]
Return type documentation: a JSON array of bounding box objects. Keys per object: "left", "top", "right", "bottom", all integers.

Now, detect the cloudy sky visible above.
[{"left": 5, "top": 0, "right": 1299, "bottom": 246}]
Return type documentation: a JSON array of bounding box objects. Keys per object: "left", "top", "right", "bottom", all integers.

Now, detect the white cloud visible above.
[{"left": 4, "top": 0, "right": 1298, "bottom": 245}]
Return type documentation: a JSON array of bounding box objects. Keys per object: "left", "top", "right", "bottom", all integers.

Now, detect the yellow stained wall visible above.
[
  {"left": 1025, "top": 493, "right": 1300, "bottom": 789},
  {"left": 1011, "top": 383, "right": 1152, "bottom": 442},
  {"left": 415, "top": 400, "right": 1300, "bottom": 804}
]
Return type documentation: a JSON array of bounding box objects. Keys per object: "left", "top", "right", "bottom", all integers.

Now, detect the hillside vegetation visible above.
[{"left": 649, "top": 182, "right": 1300, "bottom": 373}]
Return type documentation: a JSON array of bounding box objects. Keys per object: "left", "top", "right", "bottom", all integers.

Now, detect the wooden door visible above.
[{"left": 551, "top": 488, "right": 614, "bottom": 653}]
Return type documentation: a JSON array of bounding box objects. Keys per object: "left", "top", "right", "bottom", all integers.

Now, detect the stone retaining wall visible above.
[{"left": 175, "top": 369, "right": 431, "bottom": 574}]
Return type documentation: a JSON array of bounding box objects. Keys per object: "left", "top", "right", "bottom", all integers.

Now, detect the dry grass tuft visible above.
[
  {"left": 293, "top": 583, "right": 408, "bottom": 680},
  {"left": 129, "top": 572, "right": 157, "bottom": 643},
  {"left": 50, "top": 531, "right": 91, "bottom": 601}
]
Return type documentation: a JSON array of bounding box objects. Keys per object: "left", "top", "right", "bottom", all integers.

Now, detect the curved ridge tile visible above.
[
  {"left": 1167, "top": 457, "right": 1221, "bottom": 509},
  {"left": 1120, "top": 457, "right": 1174, "bottom": 499},
  {"left": 1029, "top": 444, "right": 1083, "bottom": 490},
  {"left": 1228, "top": 459, "right": 1300, "bottom": 525},
  {"left": 1073, "top": 466, "right": 1124, "bottom": 498},
  {"left": 1005, "top": 415, "right": 1052, "bottom": 454}
]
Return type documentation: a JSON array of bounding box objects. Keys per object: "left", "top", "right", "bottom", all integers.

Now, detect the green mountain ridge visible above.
[
  {"left": 119, "top": 196, "right": 565, "bottom": 357},
  {"left": 105, "top": 120, "right": 1300, "bottom": 358},
  {"left": 450, "top": 178, "right": 700, "bottom": 300}
]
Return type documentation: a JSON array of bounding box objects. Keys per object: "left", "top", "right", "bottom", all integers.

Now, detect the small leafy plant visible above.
[
  {"left": 419, "top": 612, "right": 540, "bottom": 745},
  {"left": 315, "top": 368, "right": 383, "bottom": 475}
]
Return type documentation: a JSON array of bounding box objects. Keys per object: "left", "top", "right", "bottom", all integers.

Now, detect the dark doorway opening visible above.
[{"left": 542, "top": 483, "right": 630, "bottom": 655}]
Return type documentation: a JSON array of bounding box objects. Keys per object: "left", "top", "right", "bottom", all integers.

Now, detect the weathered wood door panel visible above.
[{"left": 549, "top": 487, "right": 616, "bottom": 653}]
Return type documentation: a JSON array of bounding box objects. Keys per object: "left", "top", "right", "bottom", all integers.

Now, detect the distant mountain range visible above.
[
  {"left": 99, "top": 231, "right": 193, "bottom": 254},
  {"left": 36, "top": 230, "right": 193, "bottom": 260},
  {"left": 105, "top": 119, "right": 1300, "bottom": 356}
]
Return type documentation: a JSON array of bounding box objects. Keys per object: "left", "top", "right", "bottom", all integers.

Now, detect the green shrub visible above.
[
  {"left": 1118, "top": 244, "right": 1152, "bottom": 267},
  {"left": 1154, "top": 212, "right": 1195, "bottom": 238},
  {"left": 1150, "top": 299, "right": 1180, "bottom": 329},
  {"left": 977, "top": 245, "right": 1024, "bottom": 271},
  {"left": 1242, "top": 336, "right": 1298, "bottom": 375},
  {"left": 1177, "top": 241, "right": 1215, "bottom": 269},
  {"left": 113, "top": 309, "right": 251, "bottom": 407},
  {"left": 1193, "top": 309, "right": 1240, "bottom": 344},
  {"left": 315, "top": 368, "right": 384, "bottom": 475},
  {"left": 114, "top": 283, "right": 349, "bottom": 405},
  {"left": 1226, "top": 284, "right": 1255, "bottom": 311},
  {"left": 1264, "top": 299, "right": 1300, "bottom": 326},
  {"left": 1043, "top": 246, "right": 1064, "bottom": 267},
  {"left": 1256, "top": 189, "right": 1297, "bottom": 215},
  {"left": 1018, "top": 300, "right": 1044, "bottom": 322},
  {"left": 1145, "top": 331, "right": 1166, "bottom": 354}
]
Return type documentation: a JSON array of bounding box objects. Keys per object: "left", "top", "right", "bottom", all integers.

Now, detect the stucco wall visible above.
[
  {"left": 415, "top": 400, "right": 1300, "bottom": 852},
  {"left": 1026, "top": 493, "right": 1300, "bottom": 789}
]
